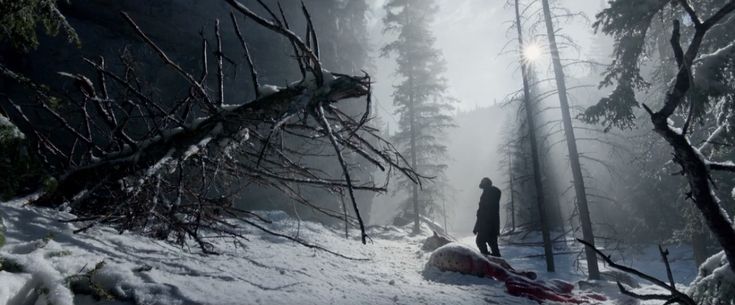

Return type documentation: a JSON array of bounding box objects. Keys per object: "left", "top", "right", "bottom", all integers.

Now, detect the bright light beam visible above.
[{"left": 523, "top": 42, "right": 543, "bottom": 63}]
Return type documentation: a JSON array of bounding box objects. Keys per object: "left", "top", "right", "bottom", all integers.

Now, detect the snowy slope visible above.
[
  {"left": 0, "top": 196, "right": 703, "bottom": 305},
  {"left": 0, "top": 197, "right": 541, "bottom": 305}
]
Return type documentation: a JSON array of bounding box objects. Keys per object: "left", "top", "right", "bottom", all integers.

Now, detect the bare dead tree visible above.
[
  {"left": 536, "top": 0, "right": 600, "bottom": 279},
  {"left": 512, "top": 0, "right": 555, "bottom": 272},
  {"left": 0, "top": 0, "right": 421, "bottom": 253}
]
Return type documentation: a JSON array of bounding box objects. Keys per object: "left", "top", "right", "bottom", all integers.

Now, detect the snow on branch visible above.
[{"left": 693, "top": 40, "right": 735, "bottom": 96}]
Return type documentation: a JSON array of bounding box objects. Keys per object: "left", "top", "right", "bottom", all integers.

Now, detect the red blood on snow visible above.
[{"left": 428, "top": 244, "right": 607, "bottom": 304}]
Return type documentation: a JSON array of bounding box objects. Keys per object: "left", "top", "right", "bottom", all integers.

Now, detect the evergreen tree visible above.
[
  {"left": 583, "top": 0, "right": 735, "bottom": 272},
  {"left": 0, "top": 0, "right": 79, "bottom": 51},
  {"left": 0, "top": 0, "right": 78, "bottom": 200},
  {"left": 381, "top": 0, "right": 454, "bottom": 233},
  {"left": 316, "top": 0, "right": 370, "bottom": 74}
]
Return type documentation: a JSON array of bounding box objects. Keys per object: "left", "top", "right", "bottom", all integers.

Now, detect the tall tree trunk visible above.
[
  {"left": 514, "top": 0, "right": 555, "bottom": 272},
  {"left": 540, "top": 145, "right": 565, "bottom": 231},
  {"left": 546, "top": 161, "right": 566, "bottom": 234},
  {"left": 540, "top": 0, "right": 599, "bottom": 279},
  {"left": 442, "top": 198, "right": 448, "bottom": 233},
  {"left": 509, "top": 151, "right": 516, "bottom": 232},
  {"left": 691, "top": 222, "right": 709, "bottom": 267},
  {"left": 409, "top": 72, "right": 420, "bottom": 234}
]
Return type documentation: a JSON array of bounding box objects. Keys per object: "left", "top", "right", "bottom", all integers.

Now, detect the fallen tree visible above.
[{"left": 0, "top": 0, "right": 420, "bottom": 252}]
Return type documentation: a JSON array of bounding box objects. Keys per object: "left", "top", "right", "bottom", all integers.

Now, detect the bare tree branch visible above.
[{"left": 578, "top": 239, "right": 695, "bottom": 305}]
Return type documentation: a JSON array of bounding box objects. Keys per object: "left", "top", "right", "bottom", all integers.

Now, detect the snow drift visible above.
[
  {"left": 1, "top": 195, "right": 712, "bottom": 305},
  {"left": 0, "top": 197, "right": 548, "bottom": 305}
]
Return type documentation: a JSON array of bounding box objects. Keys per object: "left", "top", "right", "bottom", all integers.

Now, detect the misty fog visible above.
[
  {"left": 367, "top": 0, "right": 608, "bottom": 234},
  {"left": 3, "top": 0, "right": 735, "bottom": 303}
]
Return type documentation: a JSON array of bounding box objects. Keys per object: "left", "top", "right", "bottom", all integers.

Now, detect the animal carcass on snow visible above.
[
  {"left": 422, "top": 230, "right": 453, "bottom": 251},
  {"left": 426, "top": 243, "right": 606, "bottom": 304}
]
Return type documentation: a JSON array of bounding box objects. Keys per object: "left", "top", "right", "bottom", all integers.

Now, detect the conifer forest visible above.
[{"left": 1, "top": 1, "right": 735, "bottom": 304}]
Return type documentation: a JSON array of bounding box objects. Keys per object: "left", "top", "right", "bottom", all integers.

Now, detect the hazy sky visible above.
[{"left": 368, "top": 0, "right": 606, "bottom": 118}]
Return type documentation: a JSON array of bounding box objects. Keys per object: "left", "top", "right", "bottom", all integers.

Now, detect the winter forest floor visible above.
[{"left": 0, "top": 196, "right": 699, "bottom": 305}]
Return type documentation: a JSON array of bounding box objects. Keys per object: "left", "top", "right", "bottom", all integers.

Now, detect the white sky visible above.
[{"left": 367, "top": 0, "right": 606, "bottom": 118}]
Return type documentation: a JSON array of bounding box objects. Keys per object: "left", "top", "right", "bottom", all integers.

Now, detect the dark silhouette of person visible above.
[{"left": 473, "top": 177, "right": 501, "bottom": 256}]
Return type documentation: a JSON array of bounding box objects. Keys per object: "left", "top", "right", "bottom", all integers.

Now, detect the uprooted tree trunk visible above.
[
  {"left": 0, "top": 0, "right": 420, "bottom": 252},
  {"left": 32, "top": 75, "right": 371, "bottom": 206}
]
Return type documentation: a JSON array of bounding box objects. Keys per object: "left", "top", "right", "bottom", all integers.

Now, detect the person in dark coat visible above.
[{"left": 473, "top": 177, "right": 501, "bottom": 256}]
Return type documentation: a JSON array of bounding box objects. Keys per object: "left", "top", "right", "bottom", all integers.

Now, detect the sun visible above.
[{"left": 523, "top": 42, "right": 543, "bottom": 62}]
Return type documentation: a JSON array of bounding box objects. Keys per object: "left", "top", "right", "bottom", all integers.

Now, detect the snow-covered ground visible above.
[{"left": 0, "top": 197, "right": 703, "bottom": 305}]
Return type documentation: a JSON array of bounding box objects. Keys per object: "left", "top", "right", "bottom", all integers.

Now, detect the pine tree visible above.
[
  {"left": 0, "top": 0, "right": 79, "bottom": 51},
  {"left": 382, "top": 0, "right": 454, "bottom": 233},
  {"left": 0, "top": 0, "right": 77, "bottom": 200}
]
